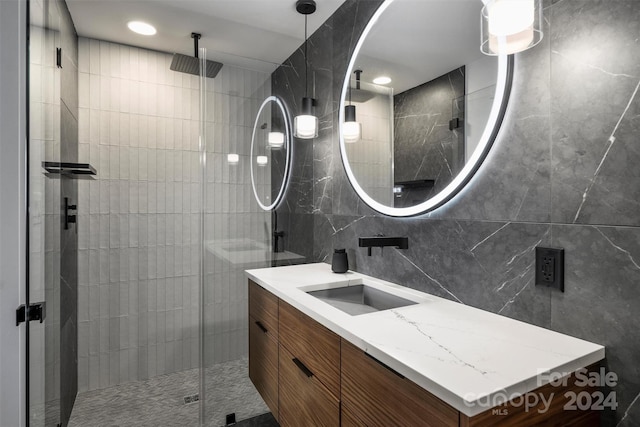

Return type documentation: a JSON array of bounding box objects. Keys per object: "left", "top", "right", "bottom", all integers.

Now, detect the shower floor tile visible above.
[{"left": 69, "top": 358, "right": 269, "bottom": 427}]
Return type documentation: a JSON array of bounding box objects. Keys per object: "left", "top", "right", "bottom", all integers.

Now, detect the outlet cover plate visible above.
[{"left": 535, "top": 247, "right": 564, "bottom": 292}]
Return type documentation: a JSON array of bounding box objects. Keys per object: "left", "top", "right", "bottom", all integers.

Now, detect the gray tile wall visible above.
[
  {"left": 77, "top": 39, "right": 203, "bottom": 392},
  {"left": 274, "top": 1, "right": 640, "bottom": 425},
  {"left": 77, "top": 37, "right": 273, "bottom": 393}
]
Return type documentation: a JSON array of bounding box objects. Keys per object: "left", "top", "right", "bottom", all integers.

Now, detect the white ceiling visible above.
[{"left": 66, "top": 0, "right": 346, "bottom": 73}]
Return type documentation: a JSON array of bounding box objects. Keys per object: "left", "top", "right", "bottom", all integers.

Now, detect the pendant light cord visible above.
[{"left": 304, "top": 14, "right": 308, "bottom": 98}]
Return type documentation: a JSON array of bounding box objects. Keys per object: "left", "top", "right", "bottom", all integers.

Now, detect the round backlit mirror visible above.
[
  {"left": 339, "top": 0, "right": 513, "bottom": 216},
  {"left": 250, "top": 96, "right": 291, "bottom": 210}
]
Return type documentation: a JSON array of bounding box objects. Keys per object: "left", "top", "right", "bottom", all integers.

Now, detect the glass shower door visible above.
[
  {"left": 198, "top": 48, "right": 276, "bottom": 426},
  {"left": 28, "top": 0, "right": 62, "bottom": 425}
]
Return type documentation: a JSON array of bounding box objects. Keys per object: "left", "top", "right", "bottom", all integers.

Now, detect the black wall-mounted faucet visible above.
[{"left": 359, "top": 235, "right": 409, "bottom": 256}]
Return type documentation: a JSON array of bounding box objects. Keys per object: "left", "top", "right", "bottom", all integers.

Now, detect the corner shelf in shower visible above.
[{"left": 42, "top": 162, "right": 97, "bottom": 177}]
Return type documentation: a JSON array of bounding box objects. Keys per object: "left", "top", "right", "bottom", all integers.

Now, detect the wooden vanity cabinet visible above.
[
  {"left": 341, "top": 339, "right": 459, "bottom": 427},
  {"left": 248, "top": 281, "right": 279, "bottom": 420}
]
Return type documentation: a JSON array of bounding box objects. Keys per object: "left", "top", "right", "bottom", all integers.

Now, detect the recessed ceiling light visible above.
[
  {"left": 127, "top": 21, "right": 156, "bottom": 36},
  {"left": 373, "top": 76, "right": 392, "bottom": 85}
]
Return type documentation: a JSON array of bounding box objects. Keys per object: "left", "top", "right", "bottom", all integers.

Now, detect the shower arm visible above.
[{"left": 191, "top": 32, "right": 201, "bottom": 59}]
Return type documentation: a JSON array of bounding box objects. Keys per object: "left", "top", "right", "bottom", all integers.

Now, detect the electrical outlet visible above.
[{"left": 535, "top": 247, "right": 564, "bottom": 292}]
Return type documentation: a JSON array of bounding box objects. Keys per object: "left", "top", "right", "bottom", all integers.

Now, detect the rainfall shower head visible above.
[{"left": 170, "top": 33, "right": 223, "bottom": 79}]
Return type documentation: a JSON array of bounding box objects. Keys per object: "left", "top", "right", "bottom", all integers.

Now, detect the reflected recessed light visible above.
[
  {"left": 257, "top": 156, "right": 268, "bottom": 166},
  {"left": 373, "top": 76, "right": 392, "bottom": 85},
  {"left": 227, "top": 153, "right": 239, "bottom": 164},
  {"left": 127, "top": 21, "right": 157, "bottom": 36}
]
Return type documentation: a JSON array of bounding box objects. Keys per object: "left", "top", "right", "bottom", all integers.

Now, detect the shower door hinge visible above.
[
  {"left": 56, "top": 47, "right": 63, "bottom": 68},
  {"left": 16, "top": 302, "right": 46, "bottom": 326}
]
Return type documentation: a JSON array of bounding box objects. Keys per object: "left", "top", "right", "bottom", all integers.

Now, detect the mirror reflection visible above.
[
  {"left": 340, "top": 0, "right": 512, "bottom": 216},
  {"left": 250, "top": 96, "right": 291, "bottom": 210}
]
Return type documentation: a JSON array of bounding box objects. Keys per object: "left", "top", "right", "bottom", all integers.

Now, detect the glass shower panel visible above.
[
  {"left": 69, "top": 39, "right": 203, "bottom": 427},
  {"left": 28, "top": 0, "right": 61, "bottom": 425},
  {"left": 199, "top": 49, "right": 275, "bottom": 426}
]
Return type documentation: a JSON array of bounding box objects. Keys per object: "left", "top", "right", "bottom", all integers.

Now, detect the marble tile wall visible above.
[
  {"left": 393, "top": 66, "right": 465, "bottom": 199},
  {"left": 274, "top": 1, "right": 640, "bottom": 425}
]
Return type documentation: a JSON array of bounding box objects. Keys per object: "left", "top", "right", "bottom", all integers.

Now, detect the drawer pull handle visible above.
[
  {"left": 292, "top": 358, "right": 314, "bottom": 378},
  {"left": 365, "top": 353, "right": 405, "bottom": 379},
  {"left": 255, "top": 321, "right": 268, "bottom": 334}
]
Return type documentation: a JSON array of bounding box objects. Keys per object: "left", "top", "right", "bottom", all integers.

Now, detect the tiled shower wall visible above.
[
  {"left": 76, "top": 37, "right": 272, "bottom": 392},
  {"left": 76, "top": 38, "right": 202, "bottom": 391},
  {"left": 345, "top": 87, "right": 393, "bottom": 205},
  {"left": 275, "top": 1, "right": 640, "bottom": 426}
]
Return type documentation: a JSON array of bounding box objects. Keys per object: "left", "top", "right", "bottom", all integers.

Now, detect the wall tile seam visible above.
[{"left": 312, "top": 211, "right": 640, "bottom": 231}]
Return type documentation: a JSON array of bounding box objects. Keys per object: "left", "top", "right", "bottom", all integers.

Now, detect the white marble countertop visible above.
[{"left": 245, "top": 263, "right": 605, "bottom": 417}]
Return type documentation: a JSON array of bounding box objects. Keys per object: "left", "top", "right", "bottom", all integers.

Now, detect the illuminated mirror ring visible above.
[
  {"left": 250, "top": 95, "right": 292, "bottom": 211},
  {"left": 339, "top": 0, "right": 514, "bottom": 217}
]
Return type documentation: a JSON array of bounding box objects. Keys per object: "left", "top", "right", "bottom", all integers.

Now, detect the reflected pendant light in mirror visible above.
[
  {"left": 343, "top": 69, "right": 362, "bottom": 143},
  {"left": 481, "top": 0, "right": 543, "bottom": 55},
  {"left": 268, "top": 131, "right": 285, "bottom": 148},
  {"left": 339, "top": 0, "right": 514, "bottom": 217},
  {"left": 250, "top": 96, "right": 292, "bottom": 211},
  {"left": 294, "top": 0, "right": 318, "bottom": 139}
]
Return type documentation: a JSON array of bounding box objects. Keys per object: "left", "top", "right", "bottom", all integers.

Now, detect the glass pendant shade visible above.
[
  {"left": 268, "top": 131, "right": 285, "bottom": 148},
  {"left": 343, "top": 104, "right": 361, "bottom": 143},
  {"left": 294, "top": 97, "right": 318, "bottom": 139},
  {"left": 481, "top": 0, "right": 543, "bottom": 55}
]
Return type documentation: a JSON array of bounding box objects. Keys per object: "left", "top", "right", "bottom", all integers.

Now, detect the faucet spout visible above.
[{"left": 358, "top": 236, "right": 409, "bottom": 256}]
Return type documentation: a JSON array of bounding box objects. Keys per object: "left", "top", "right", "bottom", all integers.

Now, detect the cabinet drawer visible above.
[
  {"left": 278, "top": 344, "right": 339, "bottom": 427},
  {"left": 341, "top": 339, "right": 458, "bottom": 427},
  {"left": 248, "top": 315, "right": 278, "bottom": 420},
  {"left": 248, "top": 280, "right": 278, "bottom": 340},
  {"left": 278, "top": 300, "right": 341, "bottom": 398}
]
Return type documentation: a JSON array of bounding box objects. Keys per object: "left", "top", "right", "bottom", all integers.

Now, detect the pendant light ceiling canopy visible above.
[
  {"left": 294, "top": 0, "right": 318, "bottom": 139},
  {"left": 296, "top": 0, "right": 316, "bottom": 14}
]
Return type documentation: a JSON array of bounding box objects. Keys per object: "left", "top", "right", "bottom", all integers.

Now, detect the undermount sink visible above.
[{"left": 307, "top": 284, "right": 418, "bottom": 316}]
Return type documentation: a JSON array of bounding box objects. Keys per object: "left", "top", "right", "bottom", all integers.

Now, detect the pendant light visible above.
[
  {"left": 343, "top": 69, "right": 362, "bottom": 143},
  {"left": 481, "top": 0, "right": 543, "bottom": 55},
  {"left": 294, "top": 0, "right": 318, "bottom": 139}
]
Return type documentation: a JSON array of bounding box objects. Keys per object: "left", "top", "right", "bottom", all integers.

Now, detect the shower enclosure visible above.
[{"left": 26, "top": 1, "right": 284, "bottom": 425}]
